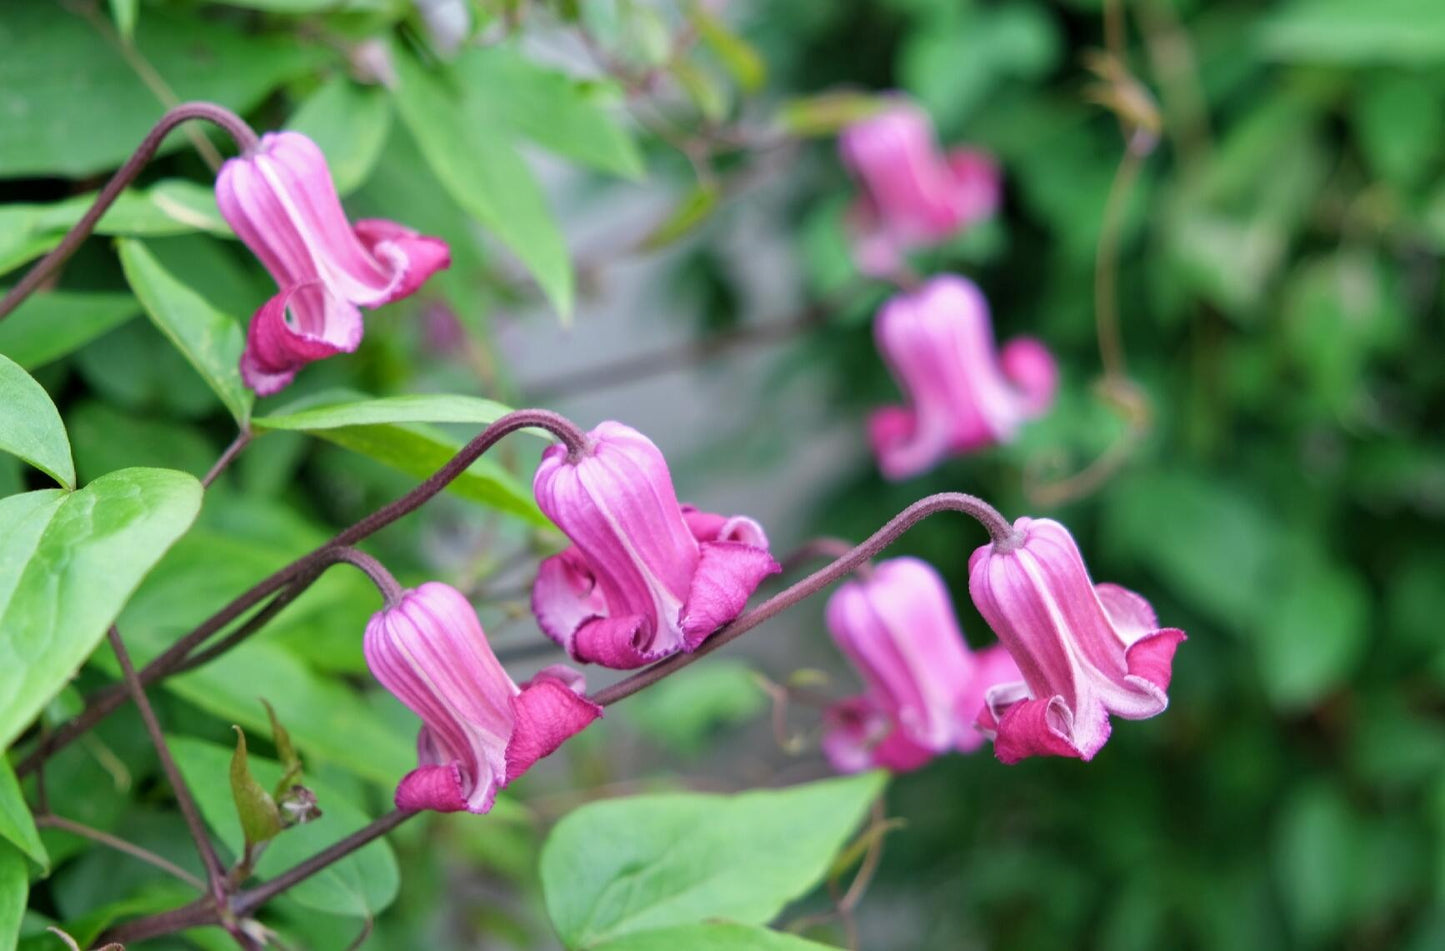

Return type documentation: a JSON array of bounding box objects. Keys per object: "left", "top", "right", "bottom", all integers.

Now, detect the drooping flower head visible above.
[
  {"left": 216, "top": 131, "right": 450, "bottom": 395},
  {"left": 532, "top": 421, "right": 780, "bottom": 669},
  {"left": 869, "top": 275, "right": 1058, "bottom": 480},
  {"left": 839, "top": 101, "right": 1001, "bottom": 276},
  {"left": 364, "top": 582, "right": 599, "bottom": 813},
  {"left": 968, "top": 518, "right": 1186, "bottom": 763},
  {"left": 822, "top": 557, "right": 1020, "bottom": 773}
]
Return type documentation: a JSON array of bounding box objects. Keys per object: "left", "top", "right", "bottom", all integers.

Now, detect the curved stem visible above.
[
  {"left": 202, "top": 429, "right": 252, "bottom": 489},
  {"left": 331, "top": 547, "right": 404, "bottom": 607},
  {"left": 1094, "top": 143, "right": 1146, "bottom": 382},
  {"left": 590, "top": 492, "right": 1016, "bottom": 707},
  {"left": 232, "top": 810, "right": 415, "bottom": 915},
  {"left": 0, "top": 102, "right": 258, "bottom": 323},
  {"left": 36, "top": 814, "right": 205, "bottom": 891},
  {"left": 778, "top": 537, "right": 873, "bottom": 580}
]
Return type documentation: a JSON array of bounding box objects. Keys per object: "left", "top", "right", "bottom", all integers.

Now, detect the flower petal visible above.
[
  {"left": 503, "top": 669, "right": 602, "bottom": 785},
  {"left": 395, "top": 762, "right": 473, "bottom": 813},
  {"left": 240, "top": 283, "right": 362, "bottom": 396},
  {"left": 679, "top": 541, "right": 781, "bottom": 649},
  {"left": 532, "top": 549, "right": 606, "bottom": 655},
  {"left": 992, "top": 696, "right": 1090, "bottom": 764}
]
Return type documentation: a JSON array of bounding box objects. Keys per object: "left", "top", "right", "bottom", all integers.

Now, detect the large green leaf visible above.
[
  {"left": 392, "top": 47, "right": 574, "bottom": 318},
  {"left": 540, "top": 772, "right": 886, "bottom": 949},
  {"left": 592, "top": 924, "right": 840, "bottom": 951},
  {"left": 117, "top": 239, "right": 253, "bottom": 426},
  {"left": 0, "top": 354, "right": 74, "bottom": 489},
  {"left": 0, "top": 291, "right": 139, "bottom": 370},
  {"left": 0, "top": 759, "right": 45, "bottom": 871},
  {"left": 287, "top": 77, "right": 394, "bottom": 196},
  {"left": 0, "top": 468, "right": 202, "bottom": 750},
  {"left": 1259, "top": 0, "right": 1445, "bottom": 64},
  {"left": 0, "top": 5, "right": 326, "bottom": 177},
  {"left": 172, "top": 738, "right": 400, "bottom": 917},
  {"left": 0, "top": 843, "right": 25, "bottom": 951},
  {"left": 255, "top": 393, "right": 545, "bottom": 525},
  {"left": 457, "top": 46, "right": 643, "bottom": 180}
]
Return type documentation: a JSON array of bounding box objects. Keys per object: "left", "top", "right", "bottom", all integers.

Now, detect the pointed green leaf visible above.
[
  {"left": 541, "top": 772, "right": 887, "bottom": 948},
  {"left": 230, "top": 727, "right": 283, "bottom": 849},
  {"left": 0, "top": 468, "right": 202, "bottom": 749},
  {"left": 0, "top": 759, "right": 45, "bottom": 871},
  {"left": 0, "top": 291, "right": 139, "bottom": 371},
  {"left": 392, "top": 47, "right": 574, "bottom": 318},
  {"left": 262, "top": 699, "right": 302, "bottom": 792},
  {"left": 287, "top": 77, "right": 393, "bottom": 196},
  {"left": 0, "top": 842, "right": 26, "bottom": 951},
  {"left": 640, "top": 185, "right": 720, "bottom": 251},
  {"left": 117, "top": 239, "right": 253, "bottom": 426},
  {"left": 253, "top": 393, "right": 516, "bottom": 432},
  {"left": 691, "top": 4, "right": 766, "bottom": 93},
  {"left": 0, "top": 354, "right": 74, "bottom": 489}
]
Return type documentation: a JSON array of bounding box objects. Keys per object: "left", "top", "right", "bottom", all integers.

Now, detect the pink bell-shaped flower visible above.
[
  {"left": 968, "top": 518, "right": 1186, "bottom": 763},
  {"left": 216, "top": 131, "right": 450, "bottom": 395},
  {"left": 869, "top": 275, "right": 1058, "bottom": 480},
  {"left": 840, "top": 102, "right": 1001, "bottom": 276},
  {"left": 364, "top": 582, "right": 600, "bottom": 813},
  {"left": 822, "top": 557, "right": 1021, "bottom": 773},
  {"left": 532, "top": 421, "right": 780, "bottom": 669}
]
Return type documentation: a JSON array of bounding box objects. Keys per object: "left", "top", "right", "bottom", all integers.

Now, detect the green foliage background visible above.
[{"left": 0, "top": 0, "right": 1443, "bottom": 949}]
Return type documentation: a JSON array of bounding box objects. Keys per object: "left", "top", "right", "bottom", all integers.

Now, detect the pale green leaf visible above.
[
  {"left": 0, "top": 291, "right": 139, "bottom": 371},
  {"left": 691, "top": 5, "right": 766, "bottom": 93},
  {"left": 117, "top": 239, "right": 252, "bottom": 426},
  {"left": 254, "top": 393, "right": 515, "bottom": 432},
  {"left": 287, "top": 77, "right": 394, "bottom": 195},
  {"left": 0, "top": 468, "right": 202, "bottom": 750},
  {"left": 108, "top": 0, "right": 138, "bottom": 40},
  {"left": 0, "top": 354, "right": 74, "bottom": 488},
  {"left": 0, "top": 843, "right": 25, "bottom": 951},
  {"left": 0, "top": 759, "right": 46, "bottom": 870},
  {"left": 541, "top": 772, "right": 887, "bottom": 948},
  {"left": 592, "top": 924, "right": 840, "bottom": 951},
  {"left": 1259, "top": 0, "right": 1445, "bottom": 64}
]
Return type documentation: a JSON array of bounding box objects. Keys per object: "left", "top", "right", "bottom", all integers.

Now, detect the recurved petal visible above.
[
  {"left": 354, "top": 218, "right": 452, "bottom": 304},
  {"left": 570, "top": 615, "right": 655, "bottom": 668},
  {"left": 502, "top": 669, "right": 602, "bottom": 785},
  {"left": 395, "top": 762, "right": 474, "bottom": 813},
  {"left": 240, "top": 282, "right": 363, "bottom": 396},
  {"left": 532, "top": 549, "right": 606, "bottom": 655},
  {"left": 991, "top": 696, "right": 1091, "bottom": 764},
  {"left": 679, "top": 540, "right": 781, "bottom": 649}
]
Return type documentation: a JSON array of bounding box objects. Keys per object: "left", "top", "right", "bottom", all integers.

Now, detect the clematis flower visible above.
[
  {"left": 869, "top": 275, "right": 1058, "bottom": 480},
  {"left": 532, "top": 421, "right": 780, "bottom": 669},
  {"left": 364, "top": 582, "right": 600, "bottom": 813},
  {"left": 839, "top": 102, "right": 1001, "bottom": 276},
  {"left": 968, "top": 518, "right": 1186, "bottom": 764},
  {"left": 821, "top": 557, "right": 1021, "bottom": 773},
  {"left": 216, "top": 131, "right": 450, "bottom": 395}
]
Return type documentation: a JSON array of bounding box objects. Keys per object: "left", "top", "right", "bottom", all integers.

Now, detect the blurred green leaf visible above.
[
  {"left": 673, "top": 59, "right": 730, "bottom": 122},
  {"left": 620, "top": 661, "right": 767, "bottom": 755},
  {"left": 392, "top": 47, "right": 573, "bottom": 318},
  {"left": 1353, "top": 74, "right": 1444, "bottom": 189},
  {"left": 1253, "top": 545, "right": 1369, "bottom": 710},
  {"left": 640, "top": 185, "right": 720, "bottom": 250},
  {"left": 457, "top": 46, "right": 644, "bottom": 180},
  {"left": 0, "top": 468, "right": 201, "bottom": 749},
  {"left": 592, "top": 924, "right": 841, "bottom": 951},
  {"left": 0, "top": 292, "right": 139, "bottom": 371},
  {"left": 1273, "top": 782, "right": 1358, "bottom": 945},
  {"left": 691, "top": 4, "right": 766, "bottom": 93},
  {"left": 68, "top": 402, "right": 215, "bottom": 484},
  {"left": 0, "top": 759, "right": 46, "bottom": 870},
  {"left": 776, "top": 93, "right": 887, "bottom": 137},
  {"left": 117, "top": 239, "right": 252, "bottom": 426},
  {"left": 108, "top": 0, "right": 137, "bottom": 40},
  {"left": 287, "top": 77, "right": 393, "bottom": 196},
  {"left": 1259, "top": 0, "right": 1445, "bottom": 64},
  {"left": 173, "top": 737, "right": 400, "bottom": 917},
  {"left": 0, "top": 6, "right": 327, "bottom": 177},
  {"left": 540, "top": 772, "right": 886, "bottom": 948},
  {"left": 0, "top": 354, "right": 74, "bottom": 489}
]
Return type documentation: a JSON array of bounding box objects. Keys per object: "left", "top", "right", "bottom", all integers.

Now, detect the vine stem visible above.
[
  {"left": 36, "top": 814, "right": 205, "bottom": 891},
  {"left": 16, "top": 410, "right": 590, "bottom": 779},
  {"left": 590, "top": 492, "right": 1017, "bottom": 707},
  {"left": 202, "top": 429, "right": 252, "bottom": 489},
  {"left": 0, "top": 101, "right": 258, "bottom": 323},
  {"left": 1094, "top": 142, "right": 1145, "bottom": 382}
]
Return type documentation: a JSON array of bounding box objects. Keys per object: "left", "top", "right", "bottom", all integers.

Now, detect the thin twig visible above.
[
  {"left": 202, "top": 429, "right": 252, "bottom": 489},
  {"left": 37, "top": 814, "right": 206, "bottom": 890},
  {"left": 1094, "top": 144, "right": 1145, "bottom": 382},
  {"left": 106, "top": 626, "right": 228, "bottom": 902},
  {"left": 233, "top": 810, "right": 416, "bottom": 914}
]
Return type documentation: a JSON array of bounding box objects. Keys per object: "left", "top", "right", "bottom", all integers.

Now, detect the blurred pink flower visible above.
[
  {"left": 822, "top": 557, "right": 1020, "bottom": 773},
  {"left": 216, "top": 131, "right": 450, "bottom": 394},
  {"left": 532, "top": 421, "right": 780, "bottom": 669},
  {"left": 869, "top": 275, "right": 1057, "bottom": 479},
  {"left": 364, "top": 582, "right": 599, "bottom": 813},
  {"left": 839, "top": 102, "right": 1001, "bottom": 276},
  {"left": 968, "top": 518, "right": 1186, "bottom": 763}
]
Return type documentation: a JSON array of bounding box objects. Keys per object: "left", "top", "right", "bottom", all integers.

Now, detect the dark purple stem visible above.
[
  {"left": 331, "top": 547, "right": 404, "bottom": 607},
  {"left": 202, "top": 428, "right": 252, "bottom": 489},
  {"left": 0, "top": 102, "right": 259, "bottom": 322},
  {"left": 590, "top": 492, "right": 1016, "bottom": 706}
]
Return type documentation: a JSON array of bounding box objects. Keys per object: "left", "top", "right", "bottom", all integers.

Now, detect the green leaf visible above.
[
  {"left": 0, "top": 843, "right": 26, "bottom": 951},
  {"left": 263, "top": 699, "right": 302, "bottom": 791},
  {"left": 457, "top": 46, "right": 644, "bottom": 180},
  {"left": 117, "top": 239, "right": 253, "bottom": 426},
  {"left": 0, "top": 5, "right": 327, "bottom": 177},
  {"left": 287, "top": 77, "right": 394, "bottom": 196},
  {"left": 1273, "top": 782, "right": 1359, "bottom": 944},
  {"left": 673, "top": 59, "right": 730, "bottom": 123},
  {"left": 1259, "top": 0, "right": 1445, "bottom": 64},
  {"left": 691, "top": 4, "right": 766, "bottom": 93},
  {"left": 0, "top": 759, "right": 45, "bottom": 871},
  {"left": 0, "top": 292, "right": 139, "bottom": 371},
  {"left": 230, "top": 728, "right": 283, "bottom": 850},
  {"left": 108, "top": 0, "right": 138, "bottom": 39},
  {"left": 592, "top": 924, "right": 840, "bottom": 951},
  {"left": 392, "top": 47, "right": 574, "bottom": 318},
  {"left": 255, "top": 393, "right": 545, "bottom": 526},
  {"left": 0, "top": 468, "right": 202, "bottom": 750},
  {"left": 0, "top": 354, "right": 75, "bottom": 489},
  {"left": 620, "top": 661, "right": 767, "bottom": 756},
  {"left": 1254, "top": 548, "right": 1369, "bottom": 711},
  {"left": 640, "top": 185, "right": 720, "bottom": 251},
  {"left": 776, "top": 93, "right": 887, "bottom": 137},
  {"left": 172, "top": 738, "right": 400, "bottom": 917},
  {"left": 540, "top": 772, "right": 887, "bottom": 948}
]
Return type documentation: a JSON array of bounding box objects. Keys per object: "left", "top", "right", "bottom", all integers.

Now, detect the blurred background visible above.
[{"left": 3, "top": 0, "right": 1444, "bottom": 949}]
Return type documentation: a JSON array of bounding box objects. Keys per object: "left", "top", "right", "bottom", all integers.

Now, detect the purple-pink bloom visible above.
[
  {"left": 869, "top": 275, "right": 1058, "bottom": 480},
  {"left": 364, "top": 582, "right": 599, "bottom": 814},
  {"left": 216, "top": 131, "right": 450, "bottom": 395},
  {"left": 822, "top": 557, "right": 1021, "bottom": 773},
  {"left": 532, "top": 421, "right": 780, "bottom": 669},
  {"left": 968, "top": 518, "right": 1186, "bottom": 764},
  {"left": 839, "top": 102, "right": 1001, "bottom": 276}
]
